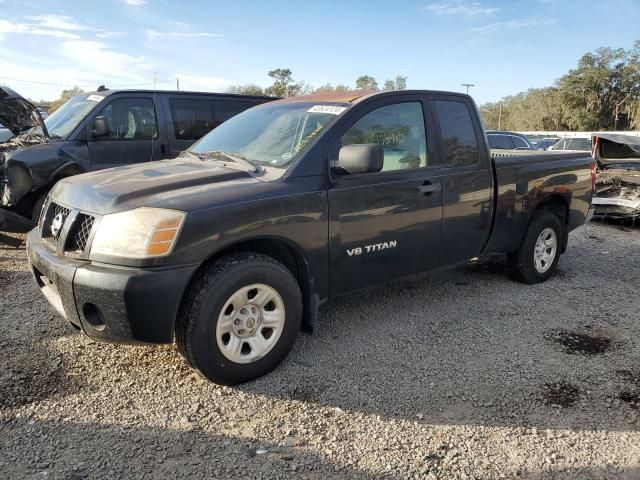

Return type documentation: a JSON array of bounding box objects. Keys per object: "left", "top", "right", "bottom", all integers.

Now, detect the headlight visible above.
[{"left": 91, "top": 207, "right": 186, "bottom": 259}]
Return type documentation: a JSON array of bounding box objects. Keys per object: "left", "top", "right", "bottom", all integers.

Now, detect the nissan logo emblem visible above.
[{"left": 50, "top": 213, "right": 64, "bottom": 237}]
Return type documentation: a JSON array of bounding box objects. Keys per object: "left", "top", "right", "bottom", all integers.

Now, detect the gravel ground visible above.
[{"left": 1, "top": 221, "right": 639, "bottom": 479}]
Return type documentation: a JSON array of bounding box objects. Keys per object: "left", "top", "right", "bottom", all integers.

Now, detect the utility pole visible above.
[
  {"left": 176, "top": 77, "right": 180, "bottom": 91},
  {"left": 461, "top": 83, "right": 475, "bottom": 95},
  {"left": 498, "top": 103, "right": 503, "bottom": 130}
]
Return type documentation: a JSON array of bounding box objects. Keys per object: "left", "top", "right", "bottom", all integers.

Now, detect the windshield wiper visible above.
[{"left": 191, "top": 150, "right": 264, "bottom": 174}]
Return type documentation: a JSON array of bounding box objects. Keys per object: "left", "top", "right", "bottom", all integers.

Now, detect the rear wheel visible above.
[
  {"left": 508, "top": 211, "right": 563, "bottom": 284},
  {"left": 176, "top": 253, "right": 302, "bottom": 385}
]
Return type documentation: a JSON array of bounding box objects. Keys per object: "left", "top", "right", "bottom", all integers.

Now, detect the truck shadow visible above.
[
  {"left": 240, "top": 246, "right": 640, "bottom": 433},
  {"left": 0, "top": 417, "right": 386, "bottom": 479}
]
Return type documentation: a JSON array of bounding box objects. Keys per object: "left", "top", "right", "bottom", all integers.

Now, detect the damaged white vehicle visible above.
[{"left": 592, "top": 133, "right": 640, "bottom": 222}]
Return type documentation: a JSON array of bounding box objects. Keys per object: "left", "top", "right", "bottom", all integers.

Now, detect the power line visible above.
[{"left": 0, "top": 75, "right": 176, "bottom": 89}]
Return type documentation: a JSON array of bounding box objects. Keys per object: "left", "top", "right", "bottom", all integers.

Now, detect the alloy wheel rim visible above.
[
  {"left": 216, "top": 283, "right": 285, "bottom": 364},
  {"left": 533, "top": 227, "right": 557, "bottom": 274}
]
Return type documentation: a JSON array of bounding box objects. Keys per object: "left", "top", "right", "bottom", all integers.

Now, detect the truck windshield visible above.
[
  {"left": 44, "top": 94, "right": 103, "bottom": 139},
  {"left": 190, "top": 102, "right": 346, "bottom": 167}
]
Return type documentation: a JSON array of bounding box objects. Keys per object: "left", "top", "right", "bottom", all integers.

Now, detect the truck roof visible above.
[{"left": 276, "top": 89, "right": 473, "bottom": 105}]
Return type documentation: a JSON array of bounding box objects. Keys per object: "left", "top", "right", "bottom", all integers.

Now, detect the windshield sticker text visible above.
[
  {"left": 347, "top": 240, "right": 397, "bottom": 257},
  {"left": 308, "top": 105, "right": 347, "bottom": 115}
]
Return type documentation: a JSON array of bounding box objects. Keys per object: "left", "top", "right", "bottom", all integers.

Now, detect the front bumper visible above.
[
  {"left": 0, "top": 206, "right": 34, "bottom": 233},
  {"left": 26, "top": 230, "right": 198, "bottom": 344}
]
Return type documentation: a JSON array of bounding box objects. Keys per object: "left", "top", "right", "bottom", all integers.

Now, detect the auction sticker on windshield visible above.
[
  {"left": 87, "top": 95, "right": 104, "bottom": 102},
  {"left": 307, "top": 105, "right": 347, "bottom": 115}
]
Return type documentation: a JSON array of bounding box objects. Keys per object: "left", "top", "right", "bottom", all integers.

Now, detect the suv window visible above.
[
  {"left": 170, "top": 98, "right": 214, "bottom": 140},
  {"left": 341, "top": 102, "right": 427, "bottom": 171},
  {"left": 511, "top": 136, "right": 529, "bottom": 149},
  {"left": 214, "top": 100, "right": 258, "bottom": 128},
  {"left": 98, "top": 97, "right": 157, "bottom": 141},
  {"left": 434, "top": 100, "right": 478, "bottom": 165},
  {"left": 488, "top": 134, "right": 511, "bottom": 149}
]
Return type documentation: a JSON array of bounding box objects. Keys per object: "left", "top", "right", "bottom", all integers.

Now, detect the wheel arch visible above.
[
  {"left": 180, "top": 235, "right": 318, "bottom": 334},
  {"left": 530, "top": 194, "right": 570, "bottom": 251}
]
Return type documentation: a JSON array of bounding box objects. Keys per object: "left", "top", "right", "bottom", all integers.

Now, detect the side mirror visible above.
[
  {"left": 334, "top": 144, "right": 384, "bottom": 175},
  {"left": 91, "top": 116, "right": 110, "bottom": 137}
]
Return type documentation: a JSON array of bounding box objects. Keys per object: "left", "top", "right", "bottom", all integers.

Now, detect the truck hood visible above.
[
  {"left": 50, "top": 157, "right": 265, "bottom": 214},
  {"left": 0, "top": 86, "right": 48, "bottom": 137}
]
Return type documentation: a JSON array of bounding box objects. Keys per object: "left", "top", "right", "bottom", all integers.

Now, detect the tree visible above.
[
  {"left": 227, "top": 84, "right": 264, "bottom": 96},
  {"left": 313, "top": 83, "right": 350, "bottom": 94},
  {"left": 383, "top": 75, "right": 408, "bottom": 91},
  {"left": 48, "top": 86, "right": 85, "bottom": 113},
  {"left": 355, "top": 75, "right": 379, "bottom": 91},
  {"left": 264, "top": 68, "right": 303, "bottom": 97},
  {"left": 479, "top": 41, "right": 640, "bottom": 131}
]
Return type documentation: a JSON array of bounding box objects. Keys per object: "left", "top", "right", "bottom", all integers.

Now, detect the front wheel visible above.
[
  {"left": 508, "top": 211, "right": 563, "bottom": 284},
  {"left": 176, "top": 253, "right": 302, "bottom": 385}
]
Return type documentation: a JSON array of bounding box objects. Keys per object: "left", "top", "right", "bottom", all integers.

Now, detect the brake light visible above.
[{"left": 590, "top": 160, "right": 597, "bottom": 192}]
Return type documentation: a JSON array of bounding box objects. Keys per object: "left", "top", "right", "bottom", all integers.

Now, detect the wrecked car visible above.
[
  {"left": 592, "top": 133, "right": 640, "bottom": 221},
  {"left": 0, "top": 86, "right": 273, "bottom": 233}
]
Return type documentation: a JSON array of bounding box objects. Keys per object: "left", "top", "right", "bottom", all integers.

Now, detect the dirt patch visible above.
[
  {"left": 546, "top": 329, "right": 613, "bottom": 356},
  {"left": 619, "top": 391, "right": 639, "bottom": 409},
  {"left": 543, "top": 381, "right": 581, "bottom": 408}
]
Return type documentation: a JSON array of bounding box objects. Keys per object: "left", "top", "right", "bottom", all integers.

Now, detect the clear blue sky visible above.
[{"left": 1, "top": 0, "right": 638, "bottom": 104}]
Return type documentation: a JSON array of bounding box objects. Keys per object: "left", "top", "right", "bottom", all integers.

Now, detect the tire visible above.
[
  {"left": 508, "top": 210, "right": 563, "bottom": 284},
  {"left": 176, "top": 252, "right": 302, "bottom": 385}
]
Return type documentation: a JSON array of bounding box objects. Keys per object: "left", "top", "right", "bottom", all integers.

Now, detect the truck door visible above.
[
  {"left": 430, "top": 95, "right": 494, "bottom": 266},
  {"left": 86, "top": 95, "right": 165, "bottom": 169},
  {"left": 328, "top": 98, "right": 443, "bottom": 294}
]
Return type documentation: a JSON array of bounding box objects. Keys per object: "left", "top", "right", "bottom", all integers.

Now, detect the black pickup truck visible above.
[
  {"left": 26, "top": 90, "right": 596, "bottom": 384},
  {"left": 0, "top": 86, "right": 272, "bottom": 233}
]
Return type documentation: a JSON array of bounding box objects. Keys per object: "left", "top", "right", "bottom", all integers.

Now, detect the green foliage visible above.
[
  {"left": 480, "top": 41, "right": 640, "bottom": 131},
  {"left": 226, "top": 83, "right": 265, "bottom": 96},
  {"left": 264, "top": 68, "right": 303, "bottom": 97},
  {"left": 355, "top": 75, "right": 379, "bottom": 91},
  {"left": 48, "top": 86, "right": 85, "bottom": 113},
  {"left": 313, "top": 83, "right": 350, "bottom": 94}
]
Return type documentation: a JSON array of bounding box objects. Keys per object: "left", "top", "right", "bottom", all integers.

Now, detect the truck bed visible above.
[{"left": 483, "top": 149, "right": 594, "bottom": 255}]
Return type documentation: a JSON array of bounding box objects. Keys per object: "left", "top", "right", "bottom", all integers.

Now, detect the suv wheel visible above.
[
  {"left": 176, "top": 253, "right": 302, "bottom": 385},
  {"left": 508, "top": 210, "right": 563, "bottom": 284}
]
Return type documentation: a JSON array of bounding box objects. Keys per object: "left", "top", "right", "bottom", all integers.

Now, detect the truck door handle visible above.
[{"left": 418, "top": 182, "right": 441, "bottom": 195}]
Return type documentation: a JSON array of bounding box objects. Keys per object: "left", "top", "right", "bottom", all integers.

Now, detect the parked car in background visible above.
[
  {"left": 0, "top": 86, "right": 274, "bottom": 233},
  {"left": 26, "top": 89, "right": 595, "bottom": 384},
  {"left": 550, "top": 137, "right": 592, "bottom": 152},
  {"left": 0, "top": 123, "right": 12, "bottom": 143},
  {"left": 592, "top": 133, "right": 640, "bottom": 221},
  {"left": 36, "top": 106, "right": 49, "bottom": 120},
  {"left": 486, "top": 130, "right": 535, "bottom": 150},
  {"left": 535, "top": 138, "right": 561, "bottom": 150}
]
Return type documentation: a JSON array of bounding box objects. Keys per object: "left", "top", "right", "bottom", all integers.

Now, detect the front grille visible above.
[
  {"left": 66, "top": 214, "right": 95, "bottom": 252},
  {"left": 42, "top": 202, "right": 71, "bottom": 240},
  {"left": 40, "top": 200, "right": 96, "bottom": 255}
]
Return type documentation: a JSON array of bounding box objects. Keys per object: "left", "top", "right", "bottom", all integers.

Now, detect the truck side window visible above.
[
  {"left": 213, "top": 100, "right": 257, "bottom": 128},
  {"left": 511, "top": 136, "right": 529, "bottom": 149},
  {"left": 170, "top": 99, "right": 215, "bottom": 140},
  {"left": 434, "top": 100, "right": 478, "bottom": 165},
  {"left": 488, "top": 134, "right": 511, "bottom": 149},
  {"left": 341, "top": 102, "right": 427, "bottom": 171},
  {"left": 97, "top": 98, "right": 158, "bottom": 141}
]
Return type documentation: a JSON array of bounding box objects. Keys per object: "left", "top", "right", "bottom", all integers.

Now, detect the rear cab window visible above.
[{"left": 434, "top": 100, "right": 479, "bottom": 165}]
